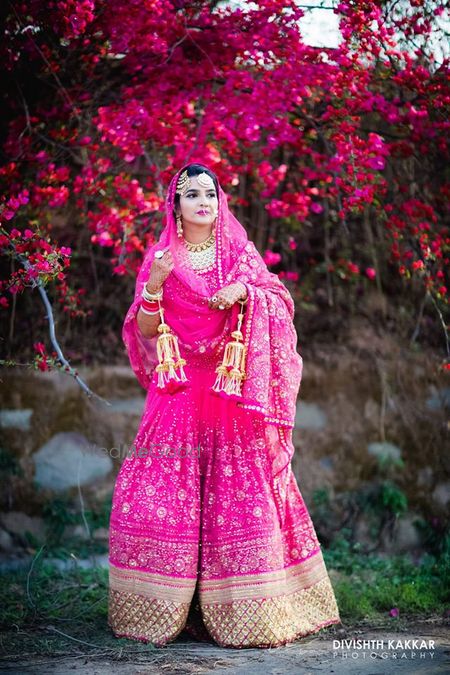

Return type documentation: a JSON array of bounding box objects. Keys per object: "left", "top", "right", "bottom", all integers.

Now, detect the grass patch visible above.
[
  {"left": 324, "top": 535, "right": 450, "bottom": 624},
  {"left": 0, "top": 540, "right": 448, "bottom": 660},
  {"left": 0, "top": 557, "right": 158, "bottom": 661}
]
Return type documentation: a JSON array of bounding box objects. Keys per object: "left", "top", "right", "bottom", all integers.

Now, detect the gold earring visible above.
[{"left": 176, "top": 213, "right": 183, "bottom": 238}]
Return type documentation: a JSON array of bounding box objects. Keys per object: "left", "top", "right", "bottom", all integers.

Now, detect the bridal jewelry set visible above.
[
  {"left": 139, "top": 170, "right": 248, "bottom": 396},
  {"left": 176, "top": 170, "right": 218, "bottom": 274}
]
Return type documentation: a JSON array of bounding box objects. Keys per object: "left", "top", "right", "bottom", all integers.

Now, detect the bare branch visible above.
[{"left": 19, "top": 255, "right": 112, "bottom": 406}]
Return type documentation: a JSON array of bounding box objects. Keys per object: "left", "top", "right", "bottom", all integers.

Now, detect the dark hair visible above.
[{"left": 173, "top": 163, "right": 219, "bottom": 212}]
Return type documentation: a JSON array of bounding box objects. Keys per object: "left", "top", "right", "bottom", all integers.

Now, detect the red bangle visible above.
[{"left": 141, "top": 299, "right": 159, "bottom": 310}]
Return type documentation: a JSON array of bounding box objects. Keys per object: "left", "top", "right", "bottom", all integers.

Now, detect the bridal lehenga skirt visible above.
[{"left": 108, "top": 355, "right": 341, "bottom": 648}]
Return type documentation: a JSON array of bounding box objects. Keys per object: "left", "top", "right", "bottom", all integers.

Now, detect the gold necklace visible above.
[{"left": 182, "top": 230, "right": 215, "bottom": 252}]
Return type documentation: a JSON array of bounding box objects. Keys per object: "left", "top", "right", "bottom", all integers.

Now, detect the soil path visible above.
[{"left": 0, "top": 623, "right": 448, "bottom": 674}]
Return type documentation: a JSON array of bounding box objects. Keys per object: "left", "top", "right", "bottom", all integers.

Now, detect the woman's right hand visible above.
[{"left": 145, "top": 247, "right": 174, "bottom": 293}]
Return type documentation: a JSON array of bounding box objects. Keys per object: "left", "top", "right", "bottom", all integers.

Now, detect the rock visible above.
[
  {"left": 417, "top": 466, "right": 433, "bottom": 488},
  {"left": 367, "top": 441, "right": 402, "bottom": 462},
  {"left": 318, "top": 456, "right": 334, "bottom": 471},
  {"left": 0, "top": 511, "right": 46, "bottom": 544},
  {"left": 426, "top": 387, "right": 450, "bottom": 410},
  {"left": 33, "top": 432, "right": 113, "bottom": 491},
  {"left": 64, "top": 524, "right": 91, "bottom": 540},
  {"left": 0, "top": 555, "right": 34, "bottom": 573},
  {"left": 0, "top": 409, "right": 33, "bottom": 431},
  {"left": 64, "top": 524, "right": 109, "bottom": 541},
  {"left": 354, "top": 515, "right": 374, "bottom": 550},
  {"left": 106, "top": 397, "right": 146, "bottom": 415},
  {"left": 45, "top": 554, "right": 109, "bottom": 570},
  {"left": 0, "top": 528, "right": 14, "bottom": 551},
  {"left": 295, "top": 402, "right": 327, "bottom": 430},
  {"left": 383, "top": 514, "right": 422, "bottom": 553},
  {"left": 93, "top": 527, "right": 109, "bottom": 540},
  {"left": 363, "top": 398, "right": 380, "bottom": 425},
  {"left": 90, "top": 365, "right": 135, "bottom": 380},
  {"left": 31, "top": 369, "right": 80, "bottom": 395},
  {"left": 432, "top": 482, "right": 450, "bottom": 507}
]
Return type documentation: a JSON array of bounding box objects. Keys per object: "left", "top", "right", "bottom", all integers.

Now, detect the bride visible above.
[{"left": 107, "top": 162, "right": 341, "bottom": 648}]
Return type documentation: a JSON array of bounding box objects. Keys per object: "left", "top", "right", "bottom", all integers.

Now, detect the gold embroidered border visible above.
[
  {"left": 198, "top": 551, "right": 328, "bottom": 603},
  {"left": 109, "top": 562, "right": 196, "bottom": 603},
  {"left": 108, "top": 588, "right": 190, "bottom": 646},
  {"left": 201, "top": 575, "right": 341, "bottom": 649},
  {"left": 108, "top": 556, "right": 341, "bottom": 648}
]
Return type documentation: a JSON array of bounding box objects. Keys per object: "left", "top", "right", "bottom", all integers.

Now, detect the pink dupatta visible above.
[{"left": 122, "top": 165, "right": 303, "bottom": 495}]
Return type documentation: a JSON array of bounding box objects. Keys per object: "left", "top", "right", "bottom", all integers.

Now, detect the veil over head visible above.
[
  {"left": 122, "top": 163, "right": 303, "bottom": 491},
  {"left": 159, "top": 163, "right": 250, "bottom": 295}
]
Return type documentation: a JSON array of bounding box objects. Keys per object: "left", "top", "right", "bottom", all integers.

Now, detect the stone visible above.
[
  {"left": 363, "top": 398, "right": 380, "bottom": 425},
  {"left": 295, "top": 402, "right": 327, "bottom": 430},
  {"left": 64, "top": 524, "right": 91, "bottom": 540},
  {"left": 318, "top": 456, "right": 334, "bottom": 471},
  {"left": 33, "top": 432, "right": 113, "bottom": 491},
  {"left": 432, "top": 482, "right": 450, "bottom": 507},
  {"left": 64, "top": 524, "right": 109, "bottom": 541},
  {"left": 354, "top": 514, "right": 374, "bottom": 549},
  {"left": 426, "top": 387, "right": 450, "bottom": 411},
  {"left": 106, "top": 397, "right": 146, "bottom": 415},
  {"left": 417, "top": 466, "right": 433, "bottom": 488},
  {"left": 45, "top": 554, "right": 109, "bottom": 570},
  {"left": 384, "top": 514, "right": 422, "bottom": 553},
  {"left": 0, "top": 512, "right": 46, "bottom": 544},
  {"left": 93, "top": 527, "right": 109, "bottom": 540},
  {"left": 367, "top": 441, "right": 402, "bottom": 462},
  {"left": 0, "top": 409, "right": 33, "bottom": 431},
  {"left": 0, "top": 528, "right": 14, "bottom": 551}
]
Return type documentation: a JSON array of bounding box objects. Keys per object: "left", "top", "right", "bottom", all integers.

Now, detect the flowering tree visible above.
[{"left": 0, "top": 0, "right": 449, "bottom": 386}]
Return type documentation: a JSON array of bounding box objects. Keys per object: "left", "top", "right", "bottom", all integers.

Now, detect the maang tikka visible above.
[{"left": 175, "top": 170, "right": 217, "bottom": 238}]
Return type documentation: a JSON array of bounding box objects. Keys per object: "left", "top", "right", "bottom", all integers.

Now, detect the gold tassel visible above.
[
  {"left": 212, "top": 301, "right": 247, "bottom": 397},
  {"left": 155, "top": 303, "right": 187, "bottom": 389}
]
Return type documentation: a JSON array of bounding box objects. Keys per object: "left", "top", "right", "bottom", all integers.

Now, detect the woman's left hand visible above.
[{"left": 208, "top": 282, "right": 248, "bottom": 310}]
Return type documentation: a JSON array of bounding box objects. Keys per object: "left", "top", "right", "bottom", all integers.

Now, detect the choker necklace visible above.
[{"left": 183, "top": 230, "right": 215, "bottom": 252}]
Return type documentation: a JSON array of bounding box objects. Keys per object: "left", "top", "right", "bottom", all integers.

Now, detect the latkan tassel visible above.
[
  {"left": 212, "top": 302, "right": 247, "bottom": 397},
  {"left": 155, "top": 306, "right": 187, "bottom": 390}
]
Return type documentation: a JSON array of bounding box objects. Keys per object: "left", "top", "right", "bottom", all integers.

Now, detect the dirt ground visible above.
[{"left": 0, "top": 622, "right": 448, "bottom": 674}]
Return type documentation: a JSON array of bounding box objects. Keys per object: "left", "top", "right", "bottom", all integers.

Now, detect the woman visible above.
[{"left": 108, "top": 163, "right": 341, "bottom": 649}]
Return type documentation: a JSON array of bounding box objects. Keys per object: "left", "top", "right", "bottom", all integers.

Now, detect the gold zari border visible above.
[
  {"left": 201, "top": 575, "right": 340, "bottom": 648},
  {"left": 198, "top": 552, "right": 326, "bottom": 603},
  {"left": 109, "top": 563, "right": 196, "bottom": 603},
  {"left": 108, "top": 554, "right": 341, "bottom": 648}
]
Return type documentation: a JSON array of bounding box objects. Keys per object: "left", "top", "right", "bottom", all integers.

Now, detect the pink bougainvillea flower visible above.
[
  {"left": 33, "top": 342, "right": 46, "bottom": 356},
  {"left": 0, "top": 0, "right": 448, "bottom": 375},
  {"left": 347, "top": 262, "right": 360, "bottom": 274},
  {"left": 310, "top": 202, "right": 323, "bottom": 214},
  {"left": 263, "top": 250, "right": 282, "bottom": 266},
  {"left": 286, "top": 271, "right": 299, "bottom": 281}
]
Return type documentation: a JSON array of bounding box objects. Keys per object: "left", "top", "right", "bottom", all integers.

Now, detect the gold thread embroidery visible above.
[
  {"left": 201, "top": 576, "right": 340, "bottom": 648},
  {"left": 108, "top": 556, "right": 341, "bottom": 648}
]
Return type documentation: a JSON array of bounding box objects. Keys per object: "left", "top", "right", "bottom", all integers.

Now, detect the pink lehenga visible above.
[{"left": 108, "top": 165, "right": 341, "bottom": 648}]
